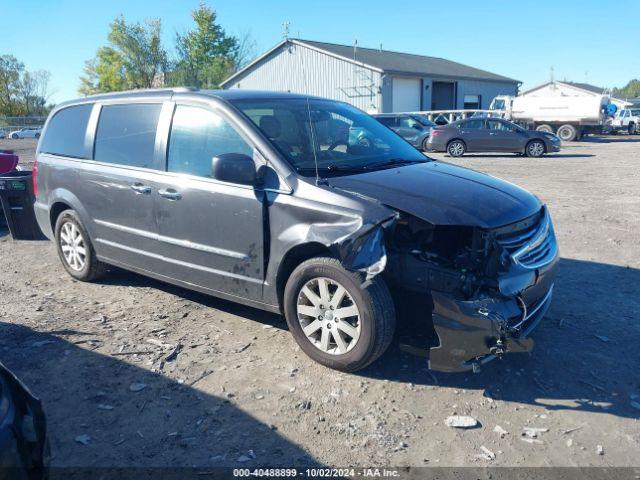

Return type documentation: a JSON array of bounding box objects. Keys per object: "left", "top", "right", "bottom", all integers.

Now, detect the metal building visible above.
[{"left": 221, "top": 39, "right": 520, "bottom": 113}]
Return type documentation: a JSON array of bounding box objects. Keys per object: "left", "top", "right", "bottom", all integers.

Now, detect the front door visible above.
[
  {"left": 485, "top": 119, "right": 523, "bottom": 152},
  {"left": 153, "top": 103, "right": 265, "bottom": 301}
]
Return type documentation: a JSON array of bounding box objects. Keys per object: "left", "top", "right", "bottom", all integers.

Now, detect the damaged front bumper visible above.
[
  {"left": 427, "top": 230, "right": 559, "bottom": 373},
  {"left": 429, "top": 283, "right": 554, "bottom": 372}
]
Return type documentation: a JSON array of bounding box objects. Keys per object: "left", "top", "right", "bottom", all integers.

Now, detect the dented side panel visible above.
[{"left": 261, "top": 183, "right": 396, "bottom": 307}]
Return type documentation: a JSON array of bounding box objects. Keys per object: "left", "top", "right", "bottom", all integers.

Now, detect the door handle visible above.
[
  {"left": 158, "top": 189, "right": 182, "bottom": 200},
  {"left": 489, "top": 132, "right": 498, "bottom": 135},
  {"left": 131, "top": 183, "right": 151, "bottom": 194}
]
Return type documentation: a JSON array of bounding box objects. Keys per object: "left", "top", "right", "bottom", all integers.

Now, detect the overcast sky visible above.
[{"left": 5, "top": 0, "right": 638, "bottom": 104}]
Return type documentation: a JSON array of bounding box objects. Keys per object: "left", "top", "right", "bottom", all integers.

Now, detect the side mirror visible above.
[{"left": 211, "top": 153, "right": 256, "bottom": 186}]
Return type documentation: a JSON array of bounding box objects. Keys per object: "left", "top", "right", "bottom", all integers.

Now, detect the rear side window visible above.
[
  {"left": 167, "top": 105, "right": 253, "bottom": 178},
  {"left": 94, "top": 103, "right": 162, "bottom": 168},
  {"left": 39, "top": 104, "right": 93, "bottom": 158},
  {"left": 463, "top": 119, "right": 485, "bottom": 129}
]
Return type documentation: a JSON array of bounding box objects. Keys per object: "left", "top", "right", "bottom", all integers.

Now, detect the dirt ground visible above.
[{"left": 0, "top": 136, "right": 639, "bottom": 469}]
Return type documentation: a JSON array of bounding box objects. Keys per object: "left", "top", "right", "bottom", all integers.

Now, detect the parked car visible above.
[
  {"left": 9, "top": 127, "right": 42, "bottom": 139},
  {"left": 0, "top": 362, "right": 49, "bottom": 479},
  {"left": 427, "top": 117, "right": 561, "bottom": 157},
  {"left": 33, "top": 89, "right": 558, "bottom": 373},
  {"left": 0, "top": 129, "right": 6, "bottom": 139},
  {"left": 373, "top": 113, "right": 436, "bottom": 151},
  {"left": 610, "top": 108, "right": 640, "bottom": 134}
]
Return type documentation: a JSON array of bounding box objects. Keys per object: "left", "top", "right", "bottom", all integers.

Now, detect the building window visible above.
[{"left": 463, "top": 94, "right": 481, "bottom": 110}]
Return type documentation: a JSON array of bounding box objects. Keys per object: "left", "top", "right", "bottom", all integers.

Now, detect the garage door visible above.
[{"left": 392, "top": 77, "right": 421, "bottom": 112}]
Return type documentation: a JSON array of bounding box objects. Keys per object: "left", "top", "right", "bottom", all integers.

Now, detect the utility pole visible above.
[{"left": 282, "top": 20, "right": 290, "bottom": 40}]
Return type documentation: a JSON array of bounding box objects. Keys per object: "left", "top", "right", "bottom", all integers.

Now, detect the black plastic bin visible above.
[{"left": 0, "top": 171, "right": 46, "bottom": 240}]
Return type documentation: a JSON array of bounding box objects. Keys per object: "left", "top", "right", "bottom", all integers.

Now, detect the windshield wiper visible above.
[{"left": 366, "top": 158, "right": 427, "bottom": 169}]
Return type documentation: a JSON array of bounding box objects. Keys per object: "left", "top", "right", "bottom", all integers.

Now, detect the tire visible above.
[
  {"left": 526, "top": 140, "right": 546, "bottom": 158},
  {"left": 536, "top": 124, "right": 553, "bottom": 134},
  {"left": 421, "top": 136, "right": 430, "bottom": 152},
  {"left": 11, "top": 133, "right": 18, "bottom": 139},
  {"left": 629, "top": 123, "right": 637, "bottom": 135},
  {"left": 557, "top": 124, "right": 577, "bottom": 142},
  {"left": 447, "top": 139, "right": 466, "bottom": 157},
  {"left": 35, "top": 132, "right": 40, "bottom": 139},
  {"left": 283, "top": 256, "right": 396, "bottom": 372},
  {"left": 54, "top": 209, "right": 107, "bottom": 282}
]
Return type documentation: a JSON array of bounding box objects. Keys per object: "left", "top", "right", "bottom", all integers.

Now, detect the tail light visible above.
[
  {"left": 32, "top": 158, "right": 38, "bottom": 198},
  {"left": 431, "top": 129, "right": 442, "bottom": 136}
]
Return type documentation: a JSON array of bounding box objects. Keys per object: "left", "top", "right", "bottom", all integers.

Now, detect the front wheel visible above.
[
  {"left": 447, "top": 140, "right": 466, "bottom": 157},
  {"left": 629, "top": 123, "right": 637, "bottom": 135},
  {"left": 526, "top": 140, "right": 545, "bottom": 157},
  {"left": 11, "top": 133, "right": 18, "bottom": 139},
  {"left": 54, "top": 210, "right": 107, "bottom": 282},
  {"left": 283, "top": 257, "right": 396, "bottom": 372}
]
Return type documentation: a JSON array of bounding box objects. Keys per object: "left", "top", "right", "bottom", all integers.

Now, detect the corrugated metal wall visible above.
[{"left": 225, "top": 43, "right": 383, "bottom": 112}]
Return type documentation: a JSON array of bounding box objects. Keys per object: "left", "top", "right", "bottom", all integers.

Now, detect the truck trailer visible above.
[{"left": 490, "top": 81, "right": 612, "bottom": 141}]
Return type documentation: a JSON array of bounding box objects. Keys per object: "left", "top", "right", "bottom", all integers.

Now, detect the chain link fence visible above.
[{"left": 0, "top": 116, "right": 47, "bottom": 135}]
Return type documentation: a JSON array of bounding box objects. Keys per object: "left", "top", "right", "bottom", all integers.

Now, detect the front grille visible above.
[{"left": 494, "top": 206, "right": 557, "bottom": 269}]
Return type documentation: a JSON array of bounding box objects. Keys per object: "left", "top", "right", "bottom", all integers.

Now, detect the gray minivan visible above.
[{"left": 34, "top": 88, "right": 558, "bottom": 373}]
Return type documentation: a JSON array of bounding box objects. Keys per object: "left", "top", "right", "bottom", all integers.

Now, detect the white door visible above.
[{"left": 392, "top": 77, "right": 421, "bottom": 112}]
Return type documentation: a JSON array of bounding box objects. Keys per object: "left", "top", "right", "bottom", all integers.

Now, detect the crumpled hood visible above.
[{"left": 326, "top": 161, "right": 541, "bottom": 229}]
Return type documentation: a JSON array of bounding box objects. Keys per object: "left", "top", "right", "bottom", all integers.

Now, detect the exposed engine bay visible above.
[{"left": 382, "top": 206, "right": 558, "bottom": 372}]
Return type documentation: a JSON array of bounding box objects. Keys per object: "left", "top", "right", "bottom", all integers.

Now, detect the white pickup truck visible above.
[{"left": 609, "top": 108, "right": 640, "bottom": 134}]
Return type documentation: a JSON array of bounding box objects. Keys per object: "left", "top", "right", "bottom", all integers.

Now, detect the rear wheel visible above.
[
  {"left": 11, "top": 133, "right": 18, "bottom": 139},
  {"left": 54, "top": 210, "right": 107, "bottom": 282},
  {"left": 629, "top": 123, "right": 637, "bottom": 135},
  {"left": 421, "top": 136, "right": 430, "bottom": 152},
  {"left": 526, "top": 140, "right": 545, "bottom": 157},
  {"left": 35, "top": 132, "right": 40, "bottom": 139},
  {"left": 447, "top": 140, "right": 466, "bottom": 157},
  {"left": 557, "top": 124, "right": 577, "bottom": 142},
  {"left": 283, "top": 257, "right": 395, "bottom": 372},
  {"left": 536, "top": 124, "right": 553, "bottom": 134}
]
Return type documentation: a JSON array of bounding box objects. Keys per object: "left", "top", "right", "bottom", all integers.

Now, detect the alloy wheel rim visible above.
[
  {"left": 529, "top": 142, "right": 544, "bottom": 156},
  {"left": 296, "top": 277, "right": 361, "bottom": 355},
  {"left": 60, "top": 222, "right": 87, "bottom": 271},
  {"left": 449, "top": 142, "right": 463, "bottom": 156}
]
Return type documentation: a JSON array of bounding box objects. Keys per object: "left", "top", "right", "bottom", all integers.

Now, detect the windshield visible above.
[
  {"left": 231, "top": 98, "right": 428, "bottom": 176},
  {"left": 411, "top": 114, "right": 436, "bottom": 127},
  {"left": 492, "top": 99, "right": 506, "bottom": 110}
]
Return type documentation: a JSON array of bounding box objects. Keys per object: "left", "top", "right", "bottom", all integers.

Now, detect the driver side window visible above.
[
  {"left": 167, "top": 105, "right": 253, "bottom": 178},
  {"left": 487, "top": 120, "right": 512, "bottom": 131}
]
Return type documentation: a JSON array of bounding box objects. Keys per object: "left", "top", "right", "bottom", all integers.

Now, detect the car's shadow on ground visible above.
[
  {"left": 0, "top": 321, "right": 319, "bottom": 469},
  {"left": 90, "top": 255, "right": 640, "bottom": 422},
  {"left": 581, "top": 135, "right": 640, "bottom": 143}
]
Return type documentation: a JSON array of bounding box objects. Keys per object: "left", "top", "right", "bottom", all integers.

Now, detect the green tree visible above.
[
  {"left": 79, "top": 16, "right": 168, "bottom": 95},
  {"left": 169, "top": 3, "right": 244, "bottom": 88},
  {"left": 0, "top": 55, "right": 51, "bottom": 116},
  {"left": 0, "top": 55, "right": 25, "bottom": 116},
  {"left": 79, "top": 47, "right": 128, "bottom": 95},
  {"left": 613, "top": 79, "right": 640, "bottom": 99}
]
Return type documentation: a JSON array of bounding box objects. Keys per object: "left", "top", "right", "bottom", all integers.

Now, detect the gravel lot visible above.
[{"left": 0, "top": 136, "right": 639, "bottom": 469}]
